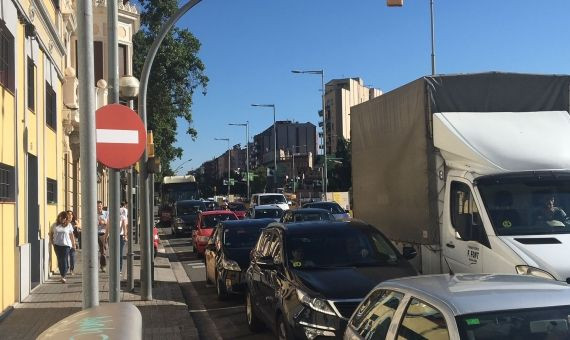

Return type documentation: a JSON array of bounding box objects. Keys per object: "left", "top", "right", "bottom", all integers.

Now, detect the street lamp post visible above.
[
  {"left": 387, "top": 0, "right": 435, "bottom": 75},
  {"left": 215, "top": 138, "right": 231, "bottom": 196},
  {"left": 172, "top": 158, "right": 193, "bottom": 175},
  {"left": 251, "top": 104, "right": 277, "bottom": 190},
  {"left": 291, "top": 69, "right": 327, "bottom": 199},
  {"left": 137, "top": 0, "right": 202, "bottom": 300},
  {"left": 229, "top": 122, "right": 250, "bottom": 199}
]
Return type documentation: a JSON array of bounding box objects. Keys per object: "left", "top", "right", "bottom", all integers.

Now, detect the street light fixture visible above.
[
  {"left": 387, "top": 0, "right": 436, "bottom": 75},
  {"left": 251, "top": 104, "right": 277, "bottom": 190},
  {"left": 229, "top": 122, "right": 250, "bottom": 199},
  {"left": 214, "top": 138, "right": 231, "bottom": 196},
  {"left": 291, "top": 69, "right": 327, "bottom": 199}
]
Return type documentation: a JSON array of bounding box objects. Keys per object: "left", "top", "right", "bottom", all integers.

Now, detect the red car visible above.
[{"left": 192, "top": 210, "right": 238, "bottom": 255}]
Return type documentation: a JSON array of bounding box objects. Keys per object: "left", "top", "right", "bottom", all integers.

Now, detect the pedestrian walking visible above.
[
  {"left": 97, "top": 201, "right": 109, "bottom": 272},
  {"left": 119, "top": 201, "right": 129, "bottom": 272},
  {"left": 66, "top": 210, "right": 80, "bottom": 275},
  {"left": 50, "top": 211, "right": 76, "bottom": 283}
]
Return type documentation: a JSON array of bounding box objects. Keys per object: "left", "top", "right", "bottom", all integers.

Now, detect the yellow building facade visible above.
[{"left": 0, "top": 0, "right": 138, "bottom": 315}]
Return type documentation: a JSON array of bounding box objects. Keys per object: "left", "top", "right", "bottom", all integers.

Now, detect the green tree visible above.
[
  {"left": 328, "top": 138, "right": 352, "bottom": 191},
  {"left": 133, "top": 0, "right": 208, "bottom": 178},
  {"left": 250, "top": 166, "right": 268, "bottom": 195}
]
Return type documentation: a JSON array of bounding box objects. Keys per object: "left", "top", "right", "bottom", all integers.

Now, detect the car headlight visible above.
[
  {"left": 296, "top": 289, "right": 336, "bottom": 316},
  {"left": 197, "top": 236, "right": 210, "bottom": 243},
  {"left": 222, "top": 258, "right": 241, "bottom": 271},
  {"left": 515, "top": 265, "right": 556, "bottom": 280},
  {"left": 154, "top": 234, "right": 159, "bottom": 240}
]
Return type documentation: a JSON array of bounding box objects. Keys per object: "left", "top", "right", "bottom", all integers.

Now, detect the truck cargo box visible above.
[{"left": 351, "top": 72, "right": 570, "bottom": 245}]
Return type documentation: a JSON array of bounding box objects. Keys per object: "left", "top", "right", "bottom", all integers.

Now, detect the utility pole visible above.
[
  {"left": 77, "top": 0, "right": 98, "bottom": 309},
  {"left": 107, "top": 0, "right": 121, "bottom": 303}
]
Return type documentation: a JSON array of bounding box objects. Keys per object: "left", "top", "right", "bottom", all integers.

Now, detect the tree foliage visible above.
[{"left": 133, "top": 0, "right": 208, "bottom": 177}]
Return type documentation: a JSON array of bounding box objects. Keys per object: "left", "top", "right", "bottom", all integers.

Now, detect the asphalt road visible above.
[{"left": 161, "top": 229, "right": 274, "bottom": 340}]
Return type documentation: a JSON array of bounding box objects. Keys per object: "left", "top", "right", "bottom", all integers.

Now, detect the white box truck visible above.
[{"left": 351, "top": 72, "right": 570, "bottom": 282}]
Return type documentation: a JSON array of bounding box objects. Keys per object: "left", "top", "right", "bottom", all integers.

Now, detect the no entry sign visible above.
[{"left": 96, "top": 103, "right": 147, "bottom": 169}]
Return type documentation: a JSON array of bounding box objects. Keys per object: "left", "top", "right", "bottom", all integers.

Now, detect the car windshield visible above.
[
  {"left": 255, "top": 209, "right": 282, "bottom": 219},
  {"left": 307, "top": 202, "right": 345, "bottom": 214},
  {"left": 457, "top": 305, "right": 570, "bottom": 339},
  {"left": 223, "top": 227, "right": 263, "bottom": 249},
  {"left": 293, "top": 212, "right": 331, "bottom": 222},
  {"left": 478, "top": 174, "right": 570, "bottom": 236},
  {"left": 176, "top": 202, "right": 205, "bottom": 215},
  {"left": 259, "top": 195, "right": 286, "bottom": 205},
  {"left": 203, "top": 214, "right": 236, "bottom": 228},
  {"left": 286, "top": 227, "right": 399, "bottom": 269}
]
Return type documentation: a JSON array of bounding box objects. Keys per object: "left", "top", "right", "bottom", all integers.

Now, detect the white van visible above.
[{"left": 250, "top": 193, "right": 290, "bottom": 211}]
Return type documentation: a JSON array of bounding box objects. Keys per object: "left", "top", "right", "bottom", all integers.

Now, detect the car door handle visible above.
[{"left": 446, "top": 242, "right": 455, "bottom": 249}]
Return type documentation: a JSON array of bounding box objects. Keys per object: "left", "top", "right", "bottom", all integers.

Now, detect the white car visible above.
[
  {"left": 250, "top": 204, "right": 283, "bottom": 221},
  {"left": 345, "top": 274, "right": 570, "bottom": 340},
  {"left": 250, "top": 193, "right": 290, "bottom": 211}
]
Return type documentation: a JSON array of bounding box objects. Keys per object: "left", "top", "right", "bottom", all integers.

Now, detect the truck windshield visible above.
[
  {"left": 478, "top": 174, "right": 570, "bottom": 236},
  {"left": 457, "top": 305, "right": 570, "bottom": 339},
  {"left": 259, "top": 195, "right": 286, "bottom": 205}
]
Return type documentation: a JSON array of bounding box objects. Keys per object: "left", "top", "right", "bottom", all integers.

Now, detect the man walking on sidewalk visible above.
[{"left": 97, "top": 201, "right": 109, "bottom": 272}]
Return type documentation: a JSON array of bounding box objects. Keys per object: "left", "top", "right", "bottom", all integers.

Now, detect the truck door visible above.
[{"left": 443, "top": 180, "right": 490, "bottom": 274}]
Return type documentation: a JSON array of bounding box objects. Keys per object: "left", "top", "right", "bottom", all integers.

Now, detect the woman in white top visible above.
[{"left": 50, "top": 211, "right": 76, "bottom": 283}]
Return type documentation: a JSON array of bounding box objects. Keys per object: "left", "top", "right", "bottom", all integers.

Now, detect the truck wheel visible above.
[{"left": 246, "top": 291, "right": 264, "bottom": 332}]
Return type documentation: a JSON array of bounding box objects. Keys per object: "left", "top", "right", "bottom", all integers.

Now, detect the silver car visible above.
[{"left": 345, "top": 274, "right": 570, "bottom": 340}]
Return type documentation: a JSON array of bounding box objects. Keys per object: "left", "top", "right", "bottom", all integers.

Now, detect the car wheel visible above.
[
  {"left": 246, "top": 291, "right": 264, "bottom": 332},
  {"left": 277, "top": 314, "right": 293, "bottom": 340},
  {"left": 216, "top": 273, "right": 228, "bottom": 300}
]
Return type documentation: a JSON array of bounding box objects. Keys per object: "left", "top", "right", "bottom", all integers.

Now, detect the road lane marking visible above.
[
  {"left": 96, "top": 129, "right": 138, "bottom": 143},
  {"left": 188, "top": 305, "right": 244, "bottom": 313}
]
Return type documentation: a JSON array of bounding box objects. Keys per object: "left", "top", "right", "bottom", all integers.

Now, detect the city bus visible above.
[{"left": 158, "top": 175, "right": 200, "bottom": 227}]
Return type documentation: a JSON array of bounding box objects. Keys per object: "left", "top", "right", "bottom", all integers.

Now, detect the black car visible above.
[
  {"left": 204, "top": 218, "right": 275, "bottom": 299},
  {"left": 171, "top": 200, "right": 206, "bottom": 236},
  {"left": 280, "top": 208, "right": 335, "bottom": 223},
  {"left": 245, "top": 220, "right": 418, "bottom": 339}
]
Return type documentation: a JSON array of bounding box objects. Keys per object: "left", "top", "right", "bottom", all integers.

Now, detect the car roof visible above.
[
  {"left": 254, "top": 204, "right": 282, "bottom": 210},
  {"left": 304, "top": 201, "right": 341, "bottom": 207},
  {"left": 221, "top": 218, "right": 275, "bottom": 229},
  {"left": 175, "top": 200, "right": 205, "bottom": 205},
  {"left": 256, "top": 193, "right": 285, "bottom": 196},
  {"left": 289, "top": 208, "right": 331, "bottom": 214},
  {"left": 270, "top": 220, "right": 371, "bottom": 233},
  {"left": 201, "top": 210, "right": 236, "bottom": 216},
  {"left": 379, "top": 274, "right": 570, "bottom": 316}
]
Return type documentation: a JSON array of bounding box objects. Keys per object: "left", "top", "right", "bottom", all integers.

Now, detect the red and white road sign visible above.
[{"left": 96, "top": 103, "right": 147, "bottom": 169}]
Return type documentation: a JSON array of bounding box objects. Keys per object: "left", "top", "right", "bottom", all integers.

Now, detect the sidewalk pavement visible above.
[{"left": 0, "top": 240, "right": 199, "bottom": 340}]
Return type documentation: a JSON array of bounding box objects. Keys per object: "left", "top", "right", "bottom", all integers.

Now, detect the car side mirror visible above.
[
  {"left": 288, "top": 201, "right": 292, "bottom": 205},
  {"left": 402, "top": 246, "right": 417, "bottom": 260},
  {"left": 257, "top": 255, "right": 276, "bottom": 269}
]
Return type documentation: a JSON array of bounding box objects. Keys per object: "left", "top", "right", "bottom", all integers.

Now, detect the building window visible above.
[
  {"left": 47, "top": 178, "right": 57, "bottom": 204},
  {"left": 0, "top": 20, "right": 15, "bottom": 92},
  {"left": 27, "top": 57, "right": 35, "bottom": 111},
  {"left": 46, "top": 81, "right": 57, "bottom": 130},
  {"left": 0, "top": 163, "right": 15, "bottom": 202},
  {"left": 119, "top": 44, "right": 128, "bottom": 76},
  {"left": 75, "top": 40, "right": 105, "bottom": 85}
]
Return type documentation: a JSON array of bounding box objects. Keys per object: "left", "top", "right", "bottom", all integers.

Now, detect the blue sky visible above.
[{"left": 169, "top": 0, "right": 570, "bottom": 174}]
